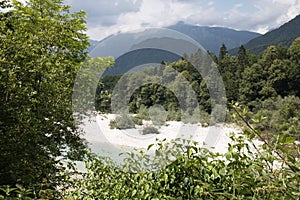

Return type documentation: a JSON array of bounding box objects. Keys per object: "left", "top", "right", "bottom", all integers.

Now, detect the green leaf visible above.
[
  {"left": 131, "top": 189, "right": 137, "bottom": 197},
  {"left": 284, "top": 137, "right": 296, "bottom": 144},
  {"left": 188, "top": 147, "right": 193, "bottom": 157},
  {"left": 219, "top": 168, "right": 226, "bottom": 176},
  {"left": 164, "top": 174, "right": 168, "bottom": 181},
  {"left": 147, "top": 144, "right": 154, "bottom": 150},
  {"left": 292, "top": 191, "right": 300, "bottom": 196}
]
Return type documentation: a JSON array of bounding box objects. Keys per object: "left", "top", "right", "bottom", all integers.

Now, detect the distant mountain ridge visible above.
[
  {"left": 167, "top": 22, "right": 261, "bottom": 54},
  {"left": 229, "top": 14, "right": 300, "bottom": 55},
  {"left": 103, "top": 48, "right": 180, "bottom": 76},
  {"left": 88, "top": 23, "right": 261, "bottom": 55},
  {"left": 87, "top": 39, "right": 99, "bottom": 52}
]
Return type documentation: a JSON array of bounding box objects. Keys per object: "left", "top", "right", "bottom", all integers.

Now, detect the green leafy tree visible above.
[
  {"left": 254, "top": 95, "right": 300, "bottom": 141},
  {"left": 289, "top": 37, "right": 300, "bottom": 64},
  {"left": 267, "top": 59, "right": 291, "bottom": 96},
  {"left": 236, "top": 45, "right": 252, "bottom": 80},
  {"left": 261, "top": 45, "right": 285, "bottom": 67},
  {"left": 218, "top": 43, "right": 228, "bottom": 61},
  {"left": 288, "top": 37, "right": 300, "bottom": 96},
  {"left": 218, "top": 55, "right": 238, "bottom": 101},
  {"left": 238, "top": 45, "right": 291, "bottom": 106},
  {"left": 0, "top": 0, "right": 89, "bottom": 192},
  {"left": 237, "top": 45, "right": 248, "bottom": 66},
  {"left": 239, "top": 63, "right": 267, "bottom": 106}
]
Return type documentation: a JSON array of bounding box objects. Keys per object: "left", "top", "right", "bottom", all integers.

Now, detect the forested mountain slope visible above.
[
  {"left": 230, "top": 14, "right": 300, "bottom": 54},
  {"left": 168, "top": 22, "right": 261, "bottom": 54}
]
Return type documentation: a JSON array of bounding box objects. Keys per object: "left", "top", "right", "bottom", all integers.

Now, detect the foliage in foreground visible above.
[
  {"left": 252, "top": 95, "right": 300, "bottom": 141},
  {"left": 61, "top": 105, "right": 300, "bottom": 200},
  {"left": 62, "top": 140, "right": 300, "bottom": 199},
  {"left": 1, "top": 105, "right": 300, "bottom": 199},
  {"left": 0, "top": 0, "right": 89, "bottom": 192}
]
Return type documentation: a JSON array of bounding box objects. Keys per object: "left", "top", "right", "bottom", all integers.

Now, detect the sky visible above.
[{"left": 65, "top": 0, "right": 300, "bottom": 41}]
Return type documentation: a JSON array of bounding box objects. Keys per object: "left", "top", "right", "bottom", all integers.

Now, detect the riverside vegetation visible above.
[{"left": 0, "top": 0, "right": 300, "bottom": 199}]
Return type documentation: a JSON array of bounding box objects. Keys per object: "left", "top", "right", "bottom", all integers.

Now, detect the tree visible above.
[
  {"left": 0, "top": 0, "right": 89, "bottom": 191},
  {"left": 236, "top": 45, "right": 249, "bottom": 77},
  {"left": 260, "top": 45, "right": 288, "bottom": 68},
  {"left": 267, "top": 59, "right": 290, "bottom": 96},
  {"left": 218, "top": 43, "right": 228, "bottom": 61},
  {"left": 288, "top": 37, "right": 300, "bottom": 96},
  {"left": 239, "top": 63, "right": 267, "bottom": 105},
  {"left": 289, "top": 37, "right": 300, "bottom": 64},
  {"left": 217, "top": 55, "right": 238, "bottom": 101},
  {"left": 237, "top": 45, "right": 248, "bottom": 65}
]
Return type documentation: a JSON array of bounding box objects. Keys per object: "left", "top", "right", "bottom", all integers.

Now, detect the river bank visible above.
[{"left": 80, "top": 114, "right": 263, "bottom": 164}]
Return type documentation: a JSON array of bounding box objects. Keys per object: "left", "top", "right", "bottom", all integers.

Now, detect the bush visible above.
[
  {"left": 166, "top": 110, "right": 181, "bottom": 121},
  {"left": 199, "top": 111, "right": 211, "bottom": 126},
  {"left": 181, "top": 109, "right": 211, "bottom": 124},
  {"left": 252, "top": 95, "right": 300, "bottom": 140},
  {"left": 148, "top": 105, "right": 167, "bottom": 126},
  {"left": 63, "top": 104, "right": 300, "bottom": 199},
  {"left": 136, "top": 105, "right": 150, "bottom": 120},
  {"left": 62, "top": 130, "right": 300, "bottom": 199},
  {"left": 142, "top": 126, "right": 159, "bottom": 135},
  {"left": 109, "top": 119, "right": 117, "bottom": 129},
  {"left": 109, "top": 114, "right": 135, "bottom": 129},
  {"left": 130, "top": 115, "right": 143, "bottom": 126}
]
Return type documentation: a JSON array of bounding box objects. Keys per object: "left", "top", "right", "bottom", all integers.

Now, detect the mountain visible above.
[
  {"left": 88, "top": 24, "right": 260, "bottom": 76},
  {"left": 229, "top": 14, "right": 300, "bottom": 55},
  {"left": 88, "top": 23, "right": 261, "bottom": 55},
  {"left": 102, "top": 48, "right": 180, "bottom": 76},
  {"left": 89, "top": 31, "right": 198, "bottom": 76},
  {"left": 87, "top": 39, "right": 99, "bottom": 52},
  {"left": 167, "top": 22, "right": 261, "bottom": 54}
]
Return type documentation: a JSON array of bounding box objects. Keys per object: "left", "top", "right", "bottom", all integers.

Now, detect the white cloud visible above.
[
  {"left": 66, "top": 0, "right": 300, "bottom": 40},
  {"left": 273, "top": 0, "right": 300, "bottom": 27},
  {"left": 250, "top": 0, "right": 300, "bottom": 33}
]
